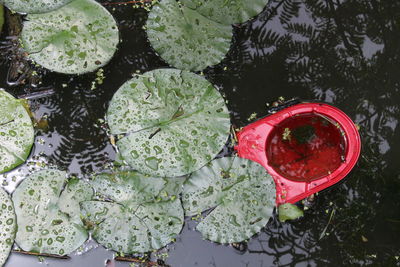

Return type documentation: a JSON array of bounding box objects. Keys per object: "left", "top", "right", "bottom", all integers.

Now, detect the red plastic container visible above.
[{"left": 235, "top": 102, "right": 361, "bottom": 205}]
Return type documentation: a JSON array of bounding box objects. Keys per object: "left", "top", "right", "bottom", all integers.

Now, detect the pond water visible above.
[{"left": 1, "top": 0, "right": 400, "bottom": 266}]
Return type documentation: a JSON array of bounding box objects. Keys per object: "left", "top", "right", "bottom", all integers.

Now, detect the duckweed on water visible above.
[
  {"left": 12, "top": 169, "right": 92, "bottom": 255},
  {"left": 0, "top": 89, "right": 34, "bottom": 174},
  {"left": 81, "top": 170, "right": 184, "bottom": 254},
  {"left": 183, "top": 157, "right": 276, "bottom": 243},
  {"left": 20, "top": 0, "right": 119, "bottom": 74},
  {"left": 0, "top": 187, "right": 16, "bottom": 267},
  {"left": 107, "top": 69, "right": 231, "bottom": 177}
]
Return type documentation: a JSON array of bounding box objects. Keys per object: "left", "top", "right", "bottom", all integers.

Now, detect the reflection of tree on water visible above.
[{"left": 218, "top": 0, "right": 400, "bottom": 265}]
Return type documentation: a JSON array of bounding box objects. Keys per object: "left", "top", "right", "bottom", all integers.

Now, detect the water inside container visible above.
[{"left": 266, "top": 112, "right": 347, "bottom": 182}]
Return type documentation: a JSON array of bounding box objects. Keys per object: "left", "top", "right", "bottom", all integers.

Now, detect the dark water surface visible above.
[{"left": 1, "top": 0, "right": 400, "bottom": 266}]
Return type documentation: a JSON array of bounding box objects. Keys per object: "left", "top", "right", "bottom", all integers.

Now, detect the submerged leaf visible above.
[
  {"left": 0, "top": 187, "right": 16, "bottom": 266},
  {"left": 278, "top": 203, "right": 304, "bottom": 222},
  {"left": 81, "top": 170, "right": 184, "bottom": 254},
  {"left": 183, "top": 157, "right": 276, "bottom": 243},
  {"left": 0, "top": 89, "right": 34, "bottom": 174},
  {"left": 181, "top": 0, "right": 268, "bottom": 25},
  {"left": 12, "top": 170, "right": 90, "bottom": 255},
  {"left": 21, "top": 0, "right": 119, "bottom": 74},
  {"left": 146, "top": 0, "right": 232, "bottom": 71},
  {"left": 3, "top": 0, "right": 73, "bottom": 14},
  {"left": 107, "top": 69, "right": 230, "bottom": 177}
]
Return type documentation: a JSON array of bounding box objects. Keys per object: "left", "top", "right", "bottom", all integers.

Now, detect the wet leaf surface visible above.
[
  {"left": 12, "top": 169, "right": 90, "bottom": 255},
  {"left": 21, "top": 0, "right": 119, "bottom": 74},
  {"left": 0, "top": 89, "right": 34, "bottom": 174},
  {"left": 183, "top": 157, "right": 276, "bottom": 243},
  {"left": 278, "top": 203, "right": 304, "bottom": 222},
  {"left": 181, "top": 0, "right": 268, "bottom": 25},
  {"left": 0, "top": 188, "right": 16, "bottom": 267},
  {"left": 107, "top": 69, "right": 230, "bottom": 177},
  {"left": 0, "top": 5, "right": 4, "bottom": 34},
  {"left": 146, "top": 0, "right": 232, "bottom": 71},
  {"left": 2, "top": 0, "right": 73, "bottom": 14},
  {"left": 82, "top": 170, "right": 184, "bottom": 253}
]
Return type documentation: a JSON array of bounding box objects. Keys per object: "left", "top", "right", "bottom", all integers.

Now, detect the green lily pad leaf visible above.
[
  {"left": 146, "top": 0, "right": 232, "bottom": 71},
  {"left": 12, "top": 169, "right": 89, "bottom": 255},
  {"left": 21, "top": 0, "right": 119, "bottom": 74},
  {"left": 107, "top": 69, "right": 230, "bottom": 177},
  {"left": 181, "top": 0, "right": 268, "bottom": 25},
  {"left": 0, "top": 89, "right": 34, "bottom": 174},
  {"left": 183, "top": 157, "right": 276, "bottom": 243},
  {"left": 90, "top": 171, "right": 167, "bottom": 206},
  {"left": 2, "top": 0, "right": 73, "bottom": 14},
  {"left": 81, "top": 170, "right": 184, "bottom": 253},
  {"left": 58, "top": 178, "right": 94, "bottom": 224},
  {"left": 0, "top": 5, "right": 4, "bottom": 35},
  {"left": 0, "top": 187, "right": 16, "bottom": 266},
  {"left": 278, "top": 203, "right": 304, "bottom": 222}
]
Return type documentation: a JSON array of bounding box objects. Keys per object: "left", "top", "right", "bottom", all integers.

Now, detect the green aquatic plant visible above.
[
  {"left": 81, "top": 170, "right": 184, "bottom": 254},
  {"left": 0, "top": 188, "right": 16, "bottom": 267},
  {"left": 20, "top": 0, "right": 119, "bottom": 74},
  {"left": 182, "top": 157, "right": 276, "bottom": 243},
  {"left": 146, "top": 0, "right": 232, "bottom": 71},
  {"left": 107, "top": 69, "right": 231, "bottom": 177},
  {"left": 0, "top": 5, "right": 4, "bottom": 34},
  {"left": 146, "top": 0, "right": 268, "bottom": 71},
  {"left": 181, "top": 0, "right": 268, "bottom": 25},
  {"left": 0, "top": 90, "right": 34, "bottom": 174},
  {"left": 278, "top": 203, "right": 304, "bottom": 222},
  {"left": 2, "top": 0, "right": 73, "bottom": 14},
  {"left": 12, "top": 169, "right": 92, "bottom": 255}
]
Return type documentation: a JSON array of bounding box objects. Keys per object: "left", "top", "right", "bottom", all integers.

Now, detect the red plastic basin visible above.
[{"left": 235, "top": 103, "right": 361, "bottom": 204}]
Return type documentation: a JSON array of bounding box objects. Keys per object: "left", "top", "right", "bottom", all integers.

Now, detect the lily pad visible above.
[
  {"left": 2, "top": 0, "right": 73, "bottom": 14},
  {"left": 58, "top": 178, "right": 94, "bottom": 224},
  {"left": 81, "top": 170, "right": 184, "bottom": 254},
  {"left": 278, "top": 203, "right": 304, "bottom": 222},
  {"left": 12, "top": 169, "right": 92, "bottom": 255},
  {"left": 0, "top": 187, "right": 16, "bottom": 266},
  {"left": 21, "top": 0, "right": 119, "bottom": 74},
  {"left": 0, "top": 89, "right": 34, "bottom": 174},
  {"left": 182, "top": 157, "right": 276, "bottom": 243},
  {"left": 0, "top": 5, "right": 4, "bottom": 35},
  {"left": 107, "top": 69, "right": 230, "bottom": 177},
  {"left": 146, "top": 0, "right": 232, "bottom": 71},
  {"left": 181, "top": 0, "right": 268, "bottom": 25}
]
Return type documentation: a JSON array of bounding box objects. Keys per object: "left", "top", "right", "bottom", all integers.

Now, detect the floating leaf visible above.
[
  {"left": 2, "top": 0, "right": 73, "bottom": 14},
  {"left": 21, "top": 0, "right": 119, "bottom": 74},
  {"left": 181, "top": 0, "right": 268, "bottom": 25},
  {"left": 183, "top": 157, "right": 276, "bottom": 243},
  {"left": 146, "top": 0, "right": 232, "bottom": 71},
  {"left": 0, "top": 5, "right": 4, "bottom": 35},
  {"left": 278, "top": 203, "right": 304, "bottom": 222},
  {"left": 12, "top": 170, "right": 90, "bottom": 255},
  {"left": 58, "top": 178, "right": 94, "bottom": 224},
  {"left": 0, "top": 187, "right": 16, "bottom": 266},
  {"left": 81, "top": 170, "right": 184, "bottom": 253},
  {"left": 107, "top": 69, "right": 230, "bottom": 177},
  {"left": 0, "top": 89, "right": 34, "bottom": 174}
]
